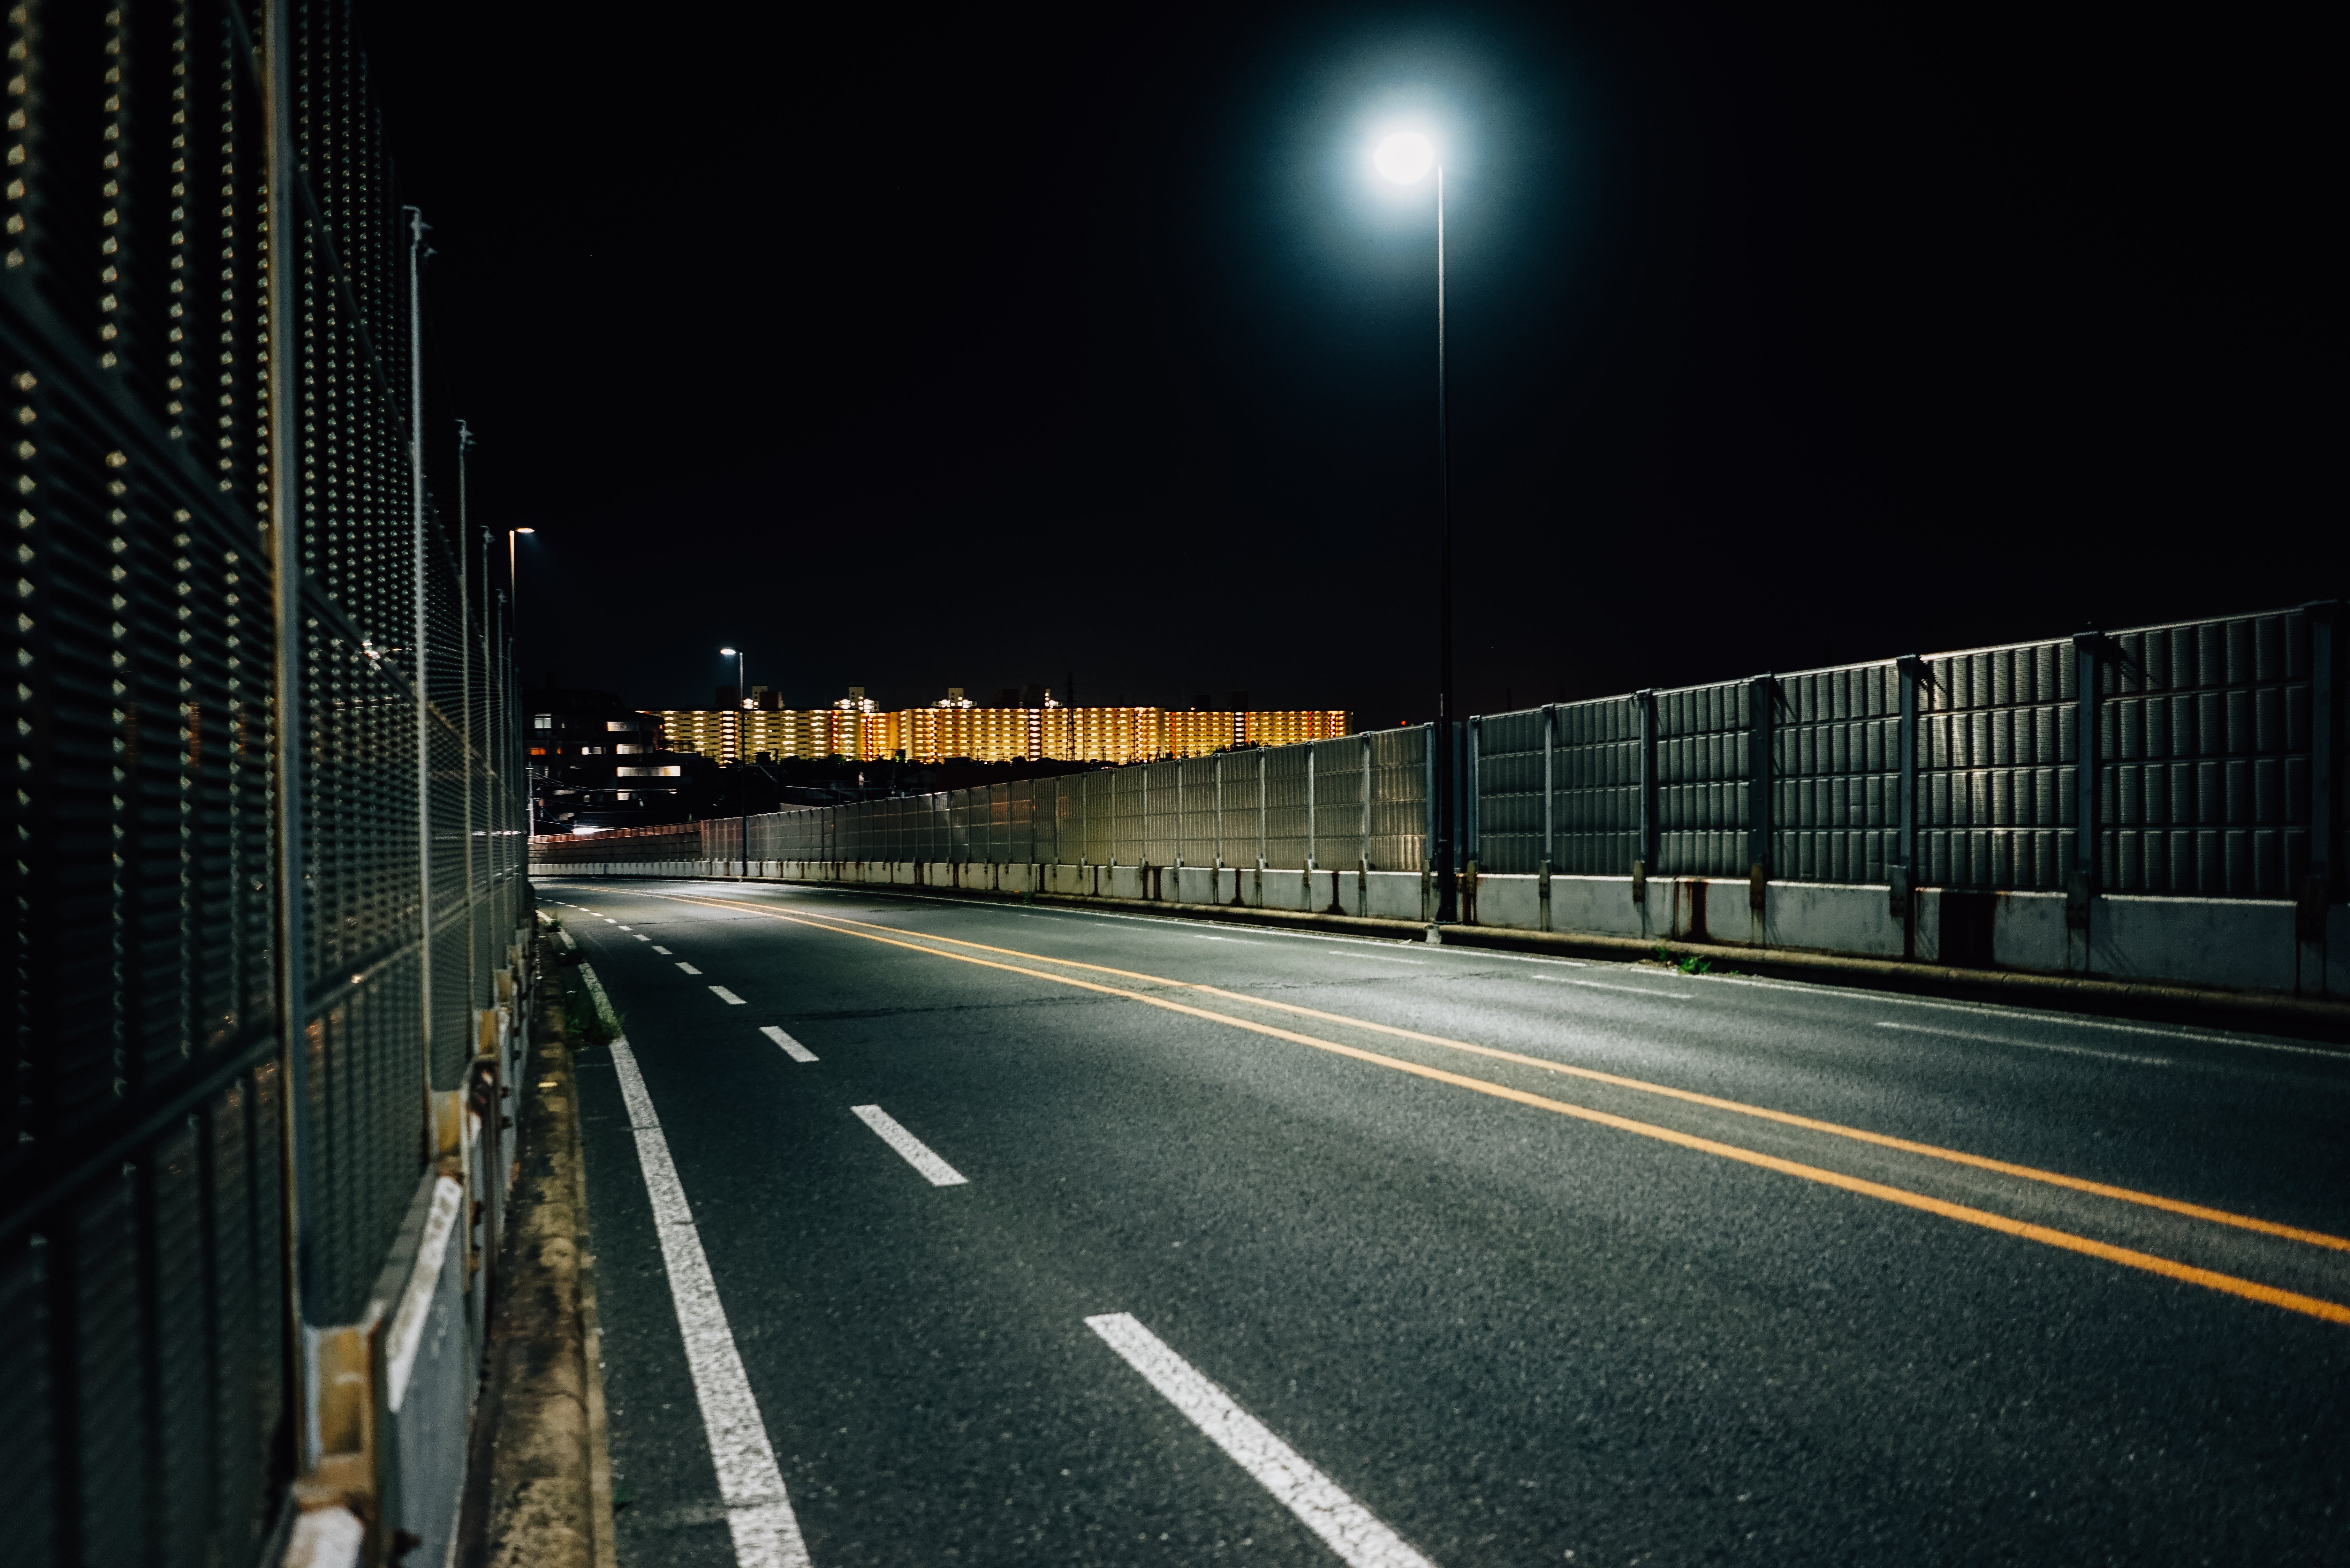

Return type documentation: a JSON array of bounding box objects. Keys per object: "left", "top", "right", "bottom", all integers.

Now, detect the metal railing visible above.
[{"left": 3, "top": 4, "right": 528, "bottom": 1564}]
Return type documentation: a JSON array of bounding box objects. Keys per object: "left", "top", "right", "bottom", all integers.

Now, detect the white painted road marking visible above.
[
  {"left": 635, "top": 934, "right": 651, "bottom": 941},
  {"left": 1875, "top": 1020, "right": 2170, "bottom": 1067},
  {"left": 653, "top": 946, "right": 673, "bottom": 955},
  {"left": 601, "top": 1004, "right": 812, "bottom": 1566},
  {"left": 1084, "top": 1313, "right": 1437, "bottom": 1568},
  {"left": 1537, "top": 977, "right": 1691, "bottom": 999},
  {"left": 850, "top": 1104, "right": 968, "bottom": 1186},
  {"left": 710, "top": 986, "right": 747, "bottom": 1005},
  {"left": 677, "top": 961, "right": 703, "bottom": 975},
  {"left": 760, "top": 1026, "right": 819, "bottom": 1063}
]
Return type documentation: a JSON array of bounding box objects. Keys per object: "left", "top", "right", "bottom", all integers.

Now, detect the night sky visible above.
[{"left": 364, "top": 2, "right": 2329, "bottom": 723}]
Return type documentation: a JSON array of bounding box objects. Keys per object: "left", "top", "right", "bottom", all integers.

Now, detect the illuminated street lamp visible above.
[
  {"left": 720, "top": 646, "right": 750, "bottom": 877},
  {"left": 1372, "top": 127, "right": 1458, "bottom": 923},
  {"left": 506, "top": 526, "right": 535, "bottom": 623}
]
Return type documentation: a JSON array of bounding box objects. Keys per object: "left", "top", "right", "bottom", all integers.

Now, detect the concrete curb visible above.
[{"left": 601, "top": 872, "right": 2350, "bottom": 1045}]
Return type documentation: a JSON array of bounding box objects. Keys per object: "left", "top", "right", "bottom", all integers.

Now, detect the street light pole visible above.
[
  {"left": 1374, "top": 129, "right": 1457, "bottom": 924},
  {"left": 1433, "top": 159, "right": 1456, "bottom": 924},
  {"left": 721, "top": 647, "right": 749, "bottom": 878}
]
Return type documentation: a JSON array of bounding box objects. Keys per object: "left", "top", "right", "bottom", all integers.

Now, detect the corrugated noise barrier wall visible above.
[
  {"left": 536, "top": 604, "right": 2344, "bottom": 1000},
  {"left": 5, "top": 5, "right": 532, "bottom": 1566}
]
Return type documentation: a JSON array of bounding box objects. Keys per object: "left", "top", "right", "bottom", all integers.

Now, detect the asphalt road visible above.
[{"left": 540, "top": 875, "right": 2350, "bottom": 1567}]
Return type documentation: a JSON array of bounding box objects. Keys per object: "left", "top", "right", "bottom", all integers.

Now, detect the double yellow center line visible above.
[{"left": 655, "top": 892, "right": 2350, "bottom": 1326}]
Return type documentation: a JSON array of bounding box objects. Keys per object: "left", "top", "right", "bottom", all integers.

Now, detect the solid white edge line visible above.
[
  {"left": 1084, "top": 1313, "right": 1437, "bottom": 1568},
  {"left": 1875, "top": 1019, "right": 2171, "bottom": 1066},
  {"left": 711, "top": 986, "right": 747, "bottom": 1005},
  {"left": 848, "top": 1104, "right": 968, "bottom": 1186},
  {"left": 760, "top": 1025, "right": 819, "bottom": 1063},
  {"left": 611, "top": 1036, "right": 812, "bottom": 1568}
]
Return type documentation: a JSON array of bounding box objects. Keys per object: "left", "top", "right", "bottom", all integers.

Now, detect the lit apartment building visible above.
[{"left": 651, "top": 697, "right": 1352, "bottom": 765}]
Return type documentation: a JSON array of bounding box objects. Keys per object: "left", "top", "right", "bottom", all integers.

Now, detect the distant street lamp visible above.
[
  {"left": 507, "top": 526, "right": 535, "bottom": 626},
  {"left": 720, "top": 646, "right": 749, "bottom": 878},
  {"left": 1373, "top": 128, "right": 1458, "bottom": 923}
]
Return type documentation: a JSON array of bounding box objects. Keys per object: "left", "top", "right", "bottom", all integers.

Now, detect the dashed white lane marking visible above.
[
  {"left": 1875, "top": 1020, "right": 2171, "bottom": 1067},
  {"left": 677, "top": 962, "right": 703, "bottom": 975},
  {"left": 595, "top": 979, "right": 812, "bottom": 1568},
  {"left": 1084, "top": 1313, "right": 1437, "bottom": 1568},
  {"left": 849, "top": 1105, "right": 968, "bottom": 1186},
  {"left": 635, "top": 934, "right": 651, "bottom": 941},
  {"left": 710, "top": 986, "right": 747, "bottom": 1005},
  {"left": 1535, "top": 976, "right": 1691, "bottom": 999},
  {"left": 760, "top": 1026, "right": 819, "bottom": 1063},
  {"left": 618, "top": 924, "right": 633, "bottom": 930},
  {"left": 653, "top": 946, "right": 673, "bottom": 955},
  {"left": 604, "top": 917, "right": 618, "bottom": 923}
]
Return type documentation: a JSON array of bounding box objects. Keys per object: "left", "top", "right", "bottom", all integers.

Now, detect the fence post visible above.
[
  {"left": 1361, "top": 733, "right": 1372, "bottom": 872},
  {"left": 406, "top": 208, "right": 437, "bottom": 1130},
  {"left": 1306, "top": 743, "right": 1316, "bottom": 870},
  {"left": 2302, "top": 600, "right": 2337, "bottom": 947},
  {"left": 1541, "top": 704, "right": 1556, "bottom": 868},
  {"left": 1465, "top": 716, "right": 1481, "bottom": 872},
  {"left": 2071, "top": 632, "right": 2102, "bottom": 945},
  {"left": 1635, "top": 691, "right": 1656, "bottom": 884},
  {"left": 262, "top": 0, "right": 320, "bottom": 1394},
  {"left": 1748, "top": 675, "right": 1776, "bottom": 901},
  {"left": 1895, "top": 657, "right": 1921, "bottom": 943},
  {"left": 1215, "top": 752, "right": 1224, "bottom": 877}
]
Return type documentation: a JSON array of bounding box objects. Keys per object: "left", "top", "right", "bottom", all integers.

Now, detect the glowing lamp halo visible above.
[{"left": 1372, "top": 131, "right": 1436, "bottom": 184}]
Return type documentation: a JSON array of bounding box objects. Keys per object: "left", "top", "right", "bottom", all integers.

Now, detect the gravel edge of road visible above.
[{"left": 455, "top": 943, "right": 619, "bottom": 1568}]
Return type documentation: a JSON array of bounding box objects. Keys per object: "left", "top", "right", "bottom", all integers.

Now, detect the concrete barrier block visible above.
[
  {"left": 2093, "top": 895, "right": 2297, "bottom": 993},
  {"left": 1109, "top": 866, "right": 1145, "bottom": 901},
  {"left": 1549, "top": 876, "right": 1650, "bottom": 939},
  {"left": 1261, "top": 867, "right": 1308, "bottom": 912},
  {"left": 1990, "top": 891, "right": 2069, "bottom": 972},
  {"left": 1764, "top": 881, "right": 1904, "bottom": 958},
  {"left": 1470, "top": 874, "right": 1542, "bottom": 931},
  {"left": 1366, "top": 871, "right": 1424, "bottom": 922},
  {"left": 2329, "top": 904, "right": 2349, "bottom": 997}
]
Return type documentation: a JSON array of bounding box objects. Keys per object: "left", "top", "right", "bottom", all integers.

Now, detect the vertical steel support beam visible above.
[
  {"left": 456, "top": 426, "right": 477, "bottom": 1039},
  {"left": 406, "top": 210, "right": 436, "bottom": 1110},
  {"left": 1894, "top": 657, "right": 1919, "bottom": 923},
  {"left": 1636, "top": 690, "right": 1656, "bottom": 876},
  {"left": 2071, "top": 631, "right": 2102, "bottom": 930},
  {"left": 1465, "top": 716, "right": 1481, "bottom": 870},
  {"left": 1305, "top": 743, "right": 1315, "bottom": 869},
  {"left": 1424, "top": 724, "right": 1437, "bottom": 879},
  {"left": 1360, "top": 734, "right": 1372, "bottom": 872},
  {"left": 1214, "top": 753, "right": 1224, "bottom": 873},
  {"left": 2304, "top": 600, "right": 2338, "bottom": 940},
  {"left": 1748, "top": 675, "right": 1776, "bottom": 882},
  {"left": 262, "top": 0, "right": 315, "bottom": 1356},
  {"left": 1541, "top": 704, "right": 1556, "bottom": 868},
  {"left": 1257, "top": 750, "right": 1267, "bottom": 869}
]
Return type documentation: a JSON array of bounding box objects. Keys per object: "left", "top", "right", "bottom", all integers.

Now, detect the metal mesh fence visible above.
[{"left": 3, "top": 5, "right": 529, "bottom": 1563}]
